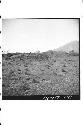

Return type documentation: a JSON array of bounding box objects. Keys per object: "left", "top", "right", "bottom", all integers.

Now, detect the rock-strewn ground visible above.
[{"left": 2, "top": 51, "right": 79, "bottom": 96}]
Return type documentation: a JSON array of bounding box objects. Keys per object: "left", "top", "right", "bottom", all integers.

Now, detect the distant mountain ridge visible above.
[
  {"left": 2, "top": 41, "right": 79, "bottom": 54},
  {"left": 55, "top": 41, "right": 79, "bottom": 53}
]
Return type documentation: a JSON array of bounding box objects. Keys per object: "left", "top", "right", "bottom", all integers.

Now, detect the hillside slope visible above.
[{"left": 55, "top": 41, "right": 79, "bottom": 53}]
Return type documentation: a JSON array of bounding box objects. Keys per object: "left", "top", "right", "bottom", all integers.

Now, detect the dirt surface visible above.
[{"left": 2, "top": 51, "right": 79, "bottom": 96}]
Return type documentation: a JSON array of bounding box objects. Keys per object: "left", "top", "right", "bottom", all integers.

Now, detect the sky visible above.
[{"left": 2, "top": 19, "right": 79, "bottom": 53}]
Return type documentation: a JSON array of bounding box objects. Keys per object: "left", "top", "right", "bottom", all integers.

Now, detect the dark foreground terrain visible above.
[{"left": 2, "top": 50, "right": 79, "bottom": 96}]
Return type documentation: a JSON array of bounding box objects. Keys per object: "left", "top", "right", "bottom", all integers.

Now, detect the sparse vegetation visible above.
[{"left": 2, "top": 50, "right": 79, "bottom": 96}]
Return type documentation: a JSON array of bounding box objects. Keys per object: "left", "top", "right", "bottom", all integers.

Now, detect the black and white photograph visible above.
[{"left": 2, "top": 18, "right": 80, "bottom": 100}]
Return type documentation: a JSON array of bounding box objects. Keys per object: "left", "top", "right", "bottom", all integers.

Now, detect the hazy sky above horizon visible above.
[{"left": 2, "top": 19, "right": 79, "bottom": 53}]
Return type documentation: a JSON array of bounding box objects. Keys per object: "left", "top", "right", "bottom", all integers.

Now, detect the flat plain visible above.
[{"left": 2, "top": 50, "right": 79, "bottom": 96}]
